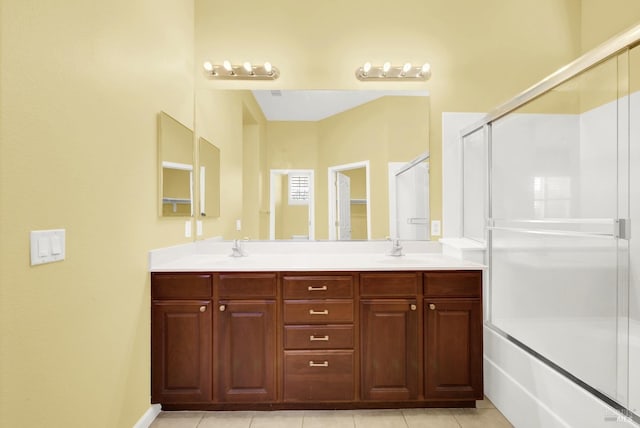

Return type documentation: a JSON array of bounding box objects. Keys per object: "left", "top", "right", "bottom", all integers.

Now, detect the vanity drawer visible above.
[
  {"left": 283, "top": 275, "right": 353, "bottom": 299},
  {"left": 284, "top": 325, "right": 354, "bottom": 349},
  {"left": 283, "top": 350, "right": 354, "bottom": 401},
  {"left": 360, "top": 273, "right": 420, "bottom": 297},
  {"left": 218, "top": 273, "right": 277, "bottom": 299},
  {"left": 152, "top": 273, "right": 212, "bottom": 299},
  {"left": 283, "top": 300, "right": 354, "bottom": 324},
  {"left": 424, "top": 271, "right": 481, "bottom": 298}
]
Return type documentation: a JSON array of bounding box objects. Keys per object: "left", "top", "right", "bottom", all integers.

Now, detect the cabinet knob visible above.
[
  {"left": 219, "top": 304, "right": 226, "bottom": 312},
  {"left": 429, "top": 303, "right": 436, "bottom": 310},
  {"left": 199, "top": 306, "right": 207, "bottom": 313},
  {"left": 410, "top": 304, "right": 417, "bottom": 311}
]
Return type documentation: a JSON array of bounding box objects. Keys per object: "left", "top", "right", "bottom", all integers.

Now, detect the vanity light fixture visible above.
[
  {"left": 356, "top": 61, "right": 432, "bottom": 81},
  {"left": 203, "top": 60, "right": 280, "bottom": 80}
]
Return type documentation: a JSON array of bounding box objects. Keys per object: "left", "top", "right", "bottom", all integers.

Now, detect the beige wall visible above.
[
  {"left": 0, "top": 1, "right": 194, "bottom": 427},
  {"left": 581, "top": 0, "right": 640, "bottom": 53}
]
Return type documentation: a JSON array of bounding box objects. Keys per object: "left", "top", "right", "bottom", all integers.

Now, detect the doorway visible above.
[{"left": 328, "top": 161, "right": 371, "bottom": 240}]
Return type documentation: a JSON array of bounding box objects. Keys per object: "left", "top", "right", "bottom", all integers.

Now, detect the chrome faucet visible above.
[
  {"left": 388, "top": 238, "right": 404, "bottom": 257},
  {"left": 230, "top": 239, "right": 247, "bottom": 257}
]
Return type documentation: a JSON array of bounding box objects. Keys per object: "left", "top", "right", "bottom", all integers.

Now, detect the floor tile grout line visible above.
[{"left": 193, "top": 412, "right": 205, "bottom": 428}]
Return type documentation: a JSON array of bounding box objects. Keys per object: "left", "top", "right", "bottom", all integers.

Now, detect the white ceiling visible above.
[{"left": 252, "top": 90, "right": 429, "bottom": 122}]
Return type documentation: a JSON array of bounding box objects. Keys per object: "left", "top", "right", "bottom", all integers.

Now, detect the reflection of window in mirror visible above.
[
  {"left": 198, "top": 137, "right": 220, "bottom": 218},
  {"left": 158, "top": 111, "right": 194, "bottom": 217},
  {"left": 288, "top": 173, "right": 310, "bottom": 205}
]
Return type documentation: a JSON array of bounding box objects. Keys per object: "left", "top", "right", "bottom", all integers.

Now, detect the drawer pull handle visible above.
[
  {"left": 309, "top": 361, "right": 329, "bottom": 367},
  {"left": 308, "top": 285, "right": 328, "bottom": 291},
  {"left": 309, "top": 309, "right": 329, "bottom": 315},
  {"left": 219, "top": 304, "right": 226, "bottom": 312},
  {"left": 310, "top": 335, "right": 329, "bottom": 341},
  {"left": 410, "top": 304, "right": 417, "bottom": 311},
  {"left": 429, "top": 303, "right": 436, "bottom": 310},
  {"left": 199, "top": 306, "right": 207, "bottom": 313}
]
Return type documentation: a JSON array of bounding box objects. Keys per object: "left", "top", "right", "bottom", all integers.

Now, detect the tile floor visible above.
[{"left": 150, "top": 399, "right": 513, "bottom": 428}]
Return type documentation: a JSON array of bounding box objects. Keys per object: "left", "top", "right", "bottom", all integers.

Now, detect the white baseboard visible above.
[
  {"left": 132, "top": 404, "right": 161, "bottom": 428},
  {"left": 484, "top": 326, "right": 639, "bottom": 428}
]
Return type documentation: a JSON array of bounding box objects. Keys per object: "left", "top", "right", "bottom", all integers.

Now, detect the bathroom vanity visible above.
[{"left": 150, "top": 244, "right": 484, "bottom": 410}]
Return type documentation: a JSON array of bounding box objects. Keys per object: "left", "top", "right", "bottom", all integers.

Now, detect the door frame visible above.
[
  {"left": 269, "top": 169, "right": 315, "bottom": 240},
  {"left": 328, "top": 160, "right": 371, "bottom": 240}
]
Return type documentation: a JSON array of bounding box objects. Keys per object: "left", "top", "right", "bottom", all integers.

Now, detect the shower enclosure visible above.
[{"left": 461, "top": 26, "right": 640, "bottom": 422}]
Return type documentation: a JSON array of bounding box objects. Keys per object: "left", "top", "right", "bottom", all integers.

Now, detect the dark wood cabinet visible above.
[
  {"left": 424, "top": 271, "right": 483, "bottom": 401},
  {"left": 283, "top": 274, "right": 356, "bottom": 402},
  {"left": 359, "top": 273, "right": 420, "bottom": 401},
  {"left": 151, "top": 269, "right": 483, "bottom": 409},
  {"left": 217, "top": 273, "right": 277, "bottom": 402},
  {"left": 360, "top": 299, "right": 419, "bottom": 400},
  {"left": 151, "top": 274, "right": 213, "bottom": 404},
  {"left": 217, "top": 300, "right": 277, "bottom": 402}
]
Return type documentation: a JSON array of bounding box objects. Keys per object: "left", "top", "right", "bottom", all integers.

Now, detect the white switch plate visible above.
[
  {"left": 196, "top": 220, "right": 203, "bottom": 236},
  {"left": 30, "top": 229, "right": 65, "bottom": 266},
  {"left": 235, "top": 219, "right": 242, "bottom": 231},
  {"left": 431, "top": 220, "right": 441, "bottom": 237},
  {"left": 185, "top": 220, "right": 192, "bottom": 238}
]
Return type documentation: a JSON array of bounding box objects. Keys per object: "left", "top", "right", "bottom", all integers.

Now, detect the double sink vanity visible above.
[{"left": 149, "top": 240, "right": 484, "bottom": 410}]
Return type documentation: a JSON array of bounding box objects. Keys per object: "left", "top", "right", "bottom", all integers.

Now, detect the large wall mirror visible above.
[
  {"left": 158, "top": 112, "right": 194, "bottom": 217},
  {"left": 194, "top": 89, "right": 430, "bottom": 241}
]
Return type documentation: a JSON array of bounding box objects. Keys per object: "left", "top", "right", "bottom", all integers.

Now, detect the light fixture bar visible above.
[
  {"left": 203, "top": 61, "right": 280, "bottom": 80},
  {"left": 355, "top": 62, "right": 431, "bottom": 81}
]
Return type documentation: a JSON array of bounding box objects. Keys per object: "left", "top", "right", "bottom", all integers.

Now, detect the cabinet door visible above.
[
  {"left": 424, "top": 299, "right": 483, "bottom": 400},
  {"left": 151, "top": 300, "right": 212, "bottom": 403},
  {"left": 360, "top": 299, "right": 419, "bottom": 400},
  {"left": 217, "top": 300, "right": 276, "bottom": 402}
]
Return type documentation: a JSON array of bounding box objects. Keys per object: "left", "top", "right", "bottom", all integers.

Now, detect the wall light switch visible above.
[
  {"left": 30, "top": 229, "right": 65, "bottom": 266},
  {"left": 196, "top": 220, "right": 203, "bottom": 237},
  {"left": 431, "top": 220, "right": 441, "bottom": 237},
  {"left": 235, "top": 219, "right": 242, "bottom": 231},
  {"left": 185, "top": 220, "right": 192, "bottom": 238}
]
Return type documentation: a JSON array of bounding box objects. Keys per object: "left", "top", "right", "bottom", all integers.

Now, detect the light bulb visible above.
[
  {"left": 223, "top": 60, "right": 232, "bottom": 72},
  {"left": 363, "top": 62, "right": 372, "bottom": 74},
  {"left": 243, "top": 62, "right": 253, "bottom": 73},
  {"left": 402, "top": 62, "right": 412, "bottom": 73},
  {"left": 420, "top": 63, "right": 431, "bottom": 75},
  {"left": 264, "top": 62, "right": 272, "bottom": 74},
  {"left": 382, "top": 61, "right": 391, "bottom": 73},
  {"left": 203, "top": 61, "right": 213, "bottom": 72}
]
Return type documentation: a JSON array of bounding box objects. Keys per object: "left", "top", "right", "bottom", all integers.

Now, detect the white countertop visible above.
[{"left": 149, "top": 240, "right": 485, "bottom": 272}]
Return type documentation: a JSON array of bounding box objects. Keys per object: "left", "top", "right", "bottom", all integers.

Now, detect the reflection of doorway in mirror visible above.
[
  {"left": 336, "top": 173, "right": 351, "bottom": 240},
  {"left": 269, "top": 169, "right": 315, "bottom": 240},
  {"left": 328, "top": 161, "right": 371, "bottom": 240},
  {"left": 162, "top": 161, "right": 193, "bottom": 216}
]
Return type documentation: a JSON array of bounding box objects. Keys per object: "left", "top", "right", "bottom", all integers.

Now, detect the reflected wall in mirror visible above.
[
  {"left": 158, "top": 111, "right": 194, "bottom": 217},
  {"left": 198, "top": 137, "right": 220, "bottom": 218},
  {"left": 194, "top": 89, "right": 429, "bottom": 240}
]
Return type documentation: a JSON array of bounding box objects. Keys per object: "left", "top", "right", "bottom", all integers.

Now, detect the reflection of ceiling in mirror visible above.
[{"left": 252, "top": 90, "right": 430, "bottom": 122}]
